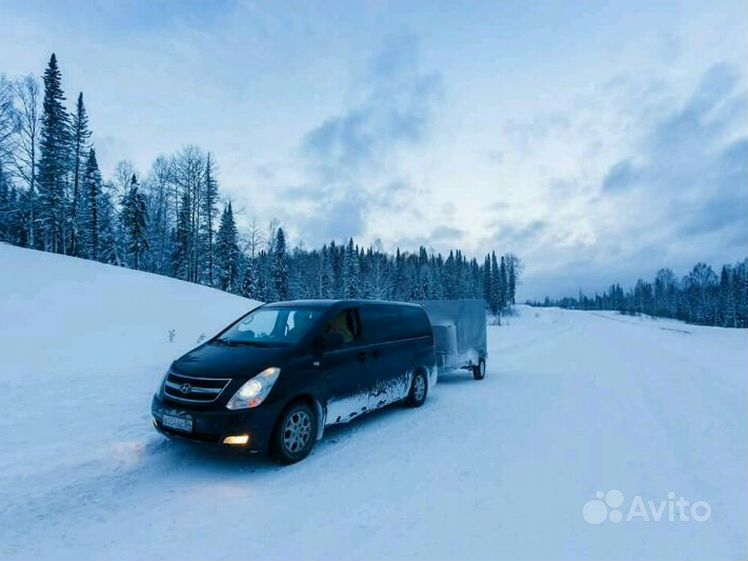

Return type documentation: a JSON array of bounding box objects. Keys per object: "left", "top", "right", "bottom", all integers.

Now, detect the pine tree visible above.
[
  {"left": 215, "top": 202, "right": 240, "bottom": 292},
  {"left": 489, "top": 252, "right": 500, "bottom": 315},
  {"left": 120, "top": 174, "right": 149, "bottom": 269},
  {"left": 0, "top": 168, "right": 20, "bottom": 243},
  {"left": 392, "top": 248, "right": 405, "bottom": 300},
  {"left": 201, "top": 154, "right": 219, "bottom": 285},
  {"left": 96, "top": 190, "right": 118, "bottom": 264},
  {"left": 735, "top": 260, "right": 748, "bottom": 328},
  {"left": 719, "top": 265, "right": 736, "bottom": 327},
  {"left": 470, "top": 258, "right": 481, "bottom": 299},
  {"left": 499, "top": 255, "right": 508, "bottom": 312},
  {"left": 69, "top": 92, "right": 91, "bottom": 256},
  {"left": 79, "top": 148, "right": 101, "bottom": 259},
  {"left": 507, "top": 255, "right": 517, "bottom": 305},
  {"left": 318, "top": 245, "right": 335, "bottom": 298},
  {"left": 483, "top": 254, "right": 491, "bottom": 307},
  {"left": 172, "top": 188, "right": 192, "bottom": 280},
  {"left": 443, "top": 251, "right": 456, "bottom": 299},
  {"left": 37, "top": 53, "right": 71, "bottom": 253},
  {"left": 287, "top": 246, "right": 310, "bottom": 299},
  {"left": 240, "top": 256, "right": 257, "bottom": 299},
  {"left": 256, "top": 250, "right": 275, "bottom": 301},
  {"left": 272, "top": 228, "right": 288, "bottom": 300},
  {"left": 342, "top": 238, "right": 360, "bottom": 298}
]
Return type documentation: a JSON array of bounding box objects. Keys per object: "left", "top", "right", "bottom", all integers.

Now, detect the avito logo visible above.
[{"left": 582, "top": 490, "right": 711, "bottom": 524}]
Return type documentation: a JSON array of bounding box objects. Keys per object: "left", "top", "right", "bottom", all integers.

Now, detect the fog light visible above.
[{"left": 223, "top": 434, "right": 250, "bottom": 445}]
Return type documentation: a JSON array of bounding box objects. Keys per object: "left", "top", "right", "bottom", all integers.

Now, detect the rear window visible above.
[{"left": 361, "top": 304, "right": 431, "bottom": 343}]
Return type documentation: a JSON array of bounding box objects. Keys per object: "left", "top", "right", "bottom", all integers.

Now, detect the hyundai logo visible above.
[{"left": 180, "top": 383, "right": 192, "bottom": 394}]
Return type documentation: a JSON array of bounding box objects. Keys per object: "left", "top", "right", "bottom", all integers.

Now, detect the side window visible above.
[
  {"left": 399, "top": 307, "right": 431, "bottom": 338},
  {"left": 361, "top": 305, "right": 403, "bottom": 343},
  {"left": 325, "top": 308, "right": 361, "bottom": 345},
  {"left": 285, "top": 310, "right": 320, "bottom": 341}
]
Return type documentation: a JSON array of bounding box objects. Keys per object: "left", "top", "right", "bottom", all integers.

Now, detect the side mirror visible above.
[{"left": 316, "top": 332, "right": 344, "bottom": 351}]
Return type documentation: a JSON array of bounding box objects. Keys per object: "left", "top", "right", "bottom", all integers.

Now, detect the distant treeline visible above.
[
  {"left": 0, "top": 54, "right": 520, "bottom": 315},
  {"left": 530, "top": 261, "right": 748, "bottom": 328}
]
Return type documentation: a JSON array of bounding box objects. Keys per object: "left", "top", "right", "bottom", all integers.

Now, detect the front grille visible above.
[{"left": 163, "top": 371, "right": 231, "bottom": 403}]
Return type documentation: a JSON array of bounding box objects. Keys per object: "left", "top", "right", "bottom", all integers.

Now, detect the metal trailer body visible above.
[{"left": 415, "top": 299, "right": 487, "bottom": 377}]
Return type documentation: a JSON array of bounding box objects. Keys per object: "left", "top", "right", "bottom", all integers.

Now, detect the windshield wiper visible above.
[
  {"left": 212, "top": 339, "right": 275, "bottom": 348},
  {"left": 211, "top": 337, "right": 239, "bottom": 346}
]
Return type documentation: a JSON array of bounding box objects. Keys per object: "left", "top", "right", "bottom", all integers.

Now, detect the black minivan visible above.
[{"left": 151, "top": 300, "right": 436, "bottom": 463}]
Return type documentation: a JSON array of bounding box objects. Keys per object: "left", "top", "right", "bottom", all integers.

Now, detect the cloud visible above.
[
  {"left": 675, "top": 138, "right": 747, "bottom": 236},
  {"left": 610, "top": 63, "right": 747, "bottom": 243},
  {"left": 502, "top": 112, "right": 571, "bottom": 153},
  {"left": 492, "top": 220, "right": 549, "bottom": 248},
  {"left": 486, "top": 62, "right": 747, "bottom": 300},
  {"left": 297, "top": 189, "right": 369, "bottom": 243},
  {"left": 289, "top": 34, "right": 443, "bottom": 245},
  {"left": 430, "top": 226, "right": 464, "bottom": 242},
  {"left": 301, "top": 34, "right": 442, "bottom": 178},
  {"left": 391, "top": 226, "right": 464, "bottom": 255},
  {"left": 601, "top": 160, "right": 639, "bottom": 193},
  {"left": 649, "top": 64, "right": 740, "bottom": 155}
]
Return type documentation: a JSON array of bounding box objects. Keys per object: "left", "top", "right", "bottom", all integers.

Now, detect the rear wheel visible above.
[
  {"left": 405, "top": 370, "right": 428, "bottom": 407},
  {"left": 271, "top": 401, "right": 317, "bottom": 464},
  {"left": 472, "top": 358, "right": 486, "bottom": 380}
]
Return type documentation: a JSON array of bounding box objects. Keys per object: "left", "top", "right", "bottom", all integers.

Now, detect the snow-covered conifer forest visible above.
[
  {"left": 0, "top": 55, "right": 520, "bottom": 315},
  {"left": 531, "top": 261, "right": 748, "bottom": 327}
]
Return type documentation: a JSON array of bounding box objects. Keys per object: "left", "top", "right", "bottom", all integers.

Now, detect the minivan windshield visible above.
[{"left": 214, "top": 307, "right": 324, "bottom": 346}]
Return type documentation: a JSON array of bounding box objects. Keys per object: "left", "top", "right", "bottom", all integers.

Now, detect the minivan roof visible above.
[{"left": 264, "top": 299, "right": 424, "bottom": 309}]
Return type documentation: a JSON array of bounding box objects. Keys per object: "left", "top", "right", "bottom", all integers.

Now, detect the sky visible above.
[{"left": 1, "top": 0, "right": 746, "bottom": 299}]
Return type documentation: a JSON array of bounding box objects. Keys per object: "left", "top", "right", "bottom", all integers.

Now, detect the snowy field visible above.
[{"left": 1, "top": 243, "right": 746, "bottom": 561}]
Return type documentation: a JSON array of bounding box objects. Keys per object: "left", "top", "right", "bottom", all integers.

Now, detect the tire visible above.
[
  {"left": 270, "top": 401, "right": 317, "bottom": 464},
  {"left": 405, "top": 369, "right": 428, "bottom": 407},
  {"left": 472, "top": 358, "right": 486, "bottom": 380}
]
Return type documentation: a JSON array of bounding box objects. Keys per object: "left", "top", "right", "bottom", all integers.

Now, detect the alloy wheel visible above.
[{"left": 282, "top": 410, "right": 312, "bottom": 454}]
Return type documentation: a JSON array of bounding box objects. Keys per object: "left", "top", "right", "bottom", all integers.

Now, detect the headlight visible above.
[{"left": 226, "top": 367, "right": 280, "bottom": 410}]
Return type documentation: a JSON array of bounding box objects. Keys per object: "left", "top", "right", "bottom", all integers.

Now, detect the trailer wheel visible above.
[{"left": 472, "top": 358, "right": 486, "bottom": 380}]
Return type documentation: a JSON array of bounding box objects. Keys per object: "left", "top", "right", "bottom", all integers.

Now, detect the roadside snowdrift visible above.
[{"left": 0, "top": 244, "right": 257, "bottom": 516}]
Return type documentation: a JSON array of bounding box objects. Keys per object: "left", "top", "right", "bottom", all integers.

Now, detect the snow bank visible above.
[{"left": 0, "top": 244, "right": 257, "bottom": 525}]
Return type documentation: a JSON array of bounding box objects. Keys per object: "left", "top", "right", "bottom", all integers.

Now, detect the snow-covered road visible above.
[{"left": 1, "top": 245, "right": 746, "bottom": 560}]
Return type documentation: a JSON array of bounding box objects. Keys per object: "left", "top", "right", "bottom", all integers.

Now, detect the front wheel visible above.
[
  {"left": 405, "top": 370, "right": 428, "bottom": 407},
  {"left": 270, "top": 402, "right": 317, "bottom": 464},
  {"left": 472, "top": 358, "right": 486, "bottom": 380}
]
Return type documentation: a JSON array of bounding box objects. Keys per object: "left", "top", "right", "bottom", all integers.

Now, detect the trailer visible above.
[{"left": 416, "top": 299, "right": 488, "bottom": 380}]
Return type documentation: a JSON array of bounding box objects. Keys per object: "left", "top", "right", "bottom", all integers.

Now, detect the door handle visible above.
[{"left": 358, "top": 351, "right": 367, "bottom": 362}]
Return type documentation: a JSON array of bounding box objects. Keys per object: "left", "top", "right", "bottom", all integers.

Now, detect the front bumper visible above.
[{"left": 151, "top": 394, "right": 277, "bottom": 452}]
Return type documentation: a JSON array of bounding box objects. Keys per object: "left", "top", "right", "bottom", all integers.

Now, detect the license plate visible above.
[{"left": 162, "top": 414, "right": 193, "bottom": 433}]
